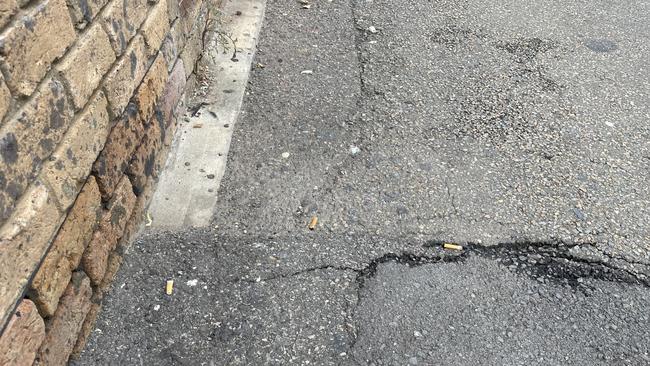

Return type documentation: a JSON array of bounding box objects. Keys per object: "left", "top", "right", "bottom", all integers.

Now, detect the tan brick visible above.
[
  {"left": 161, "top": 21, "right": 182, "bottom": 72},
  {"left": 58, "top": 24, "right": 116, "bottom": 110},
  {"left": 41, "top": 92, "right": 110, "bottom": 210},
  {"left": 179, "top": 8, "right": 207, "bottom": 76},
  {"left": 92, "top": 103, "right": 145, "bottom": 200},
  {"left": 103, "top": 35, "right": 150, "bottom": 117},
  {"left": 29, "top": 178, "right": 101, "bottom": 317},
  {"left": 0, "top": 0, "right": 76, "bottom": 96},
  {"left": 127, "top": 120, "right": 162, "bottom": 195},
  {"left": 82, "top": 175, "right": 135, "bottom": 284},
  {"left": 179, "top": 0, "right": 203, "bottom": 34},
  {"left": 159, "top": 59, "right": 187, "bottom": 126},
  {"left": 135, "top": 54, "right": 169, "bottom": 127},
  {"left": 0, "top": 0, "right": 18, "bottom": 29},
  {"left": 0, "top": 78, "right": 74, "bottom": 223},
  {"left": 0, "top": 300, "right": 45, "bottom": 366},
  {"left": 0, "top": 74, "right": 10, "bottom": 123},
  {"left": 71, "top": 301, "right": 101, "bottom": 359},
  {"left": 142, "top": 0, "right": 170, "bottom": 55},
  {"left": 99, "top": 249, "right": 123, "bottom": 293},
  {"left": 0, "top": 182, "right": 63, "bottom": 330},
  {"left": 66, "top": 0, "right": 110, "bottom": 29},
  {"left": 35, "top": 272, "right": 92, "bottom": 366},
  {"left": 100, "top": 0, "right": 149, "bottom": 56}
]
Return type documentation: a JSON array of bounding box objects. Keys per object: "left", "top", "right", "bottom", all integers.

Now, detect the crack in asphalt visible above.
[{"left": 239, "top": 237, "right": 649, "bottom": 358}]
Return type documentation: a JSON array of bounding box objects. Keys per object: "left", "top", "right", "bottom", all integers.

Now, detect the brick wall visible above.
[{"left": 0, "top": 0, "right": 214, "bottom": 363}]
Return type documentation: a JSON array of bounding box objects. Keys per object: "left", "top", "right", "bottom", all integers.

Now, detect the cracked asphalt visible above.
[{"left": 77, "top": 0, "right": 650, "bottom": 365}]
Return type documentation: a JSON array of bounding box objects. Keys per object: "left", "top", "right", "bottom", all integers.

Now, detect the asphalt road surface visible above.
[{"left": 76, "top": 0, "right": 650, "bottom": 365}]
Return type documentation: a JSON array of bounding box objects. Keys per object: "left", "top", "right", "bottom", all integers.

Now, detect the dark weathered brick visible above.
[
  {"left": 0, "top": 0, "right": 18, "bottom": 29},
  {"left": 92, "top": 103, "right": 145, "bottom": 200},
  {"left": 159, "top": 59, "right": 187, "bottom": 126},
  {"left": 58, "top": 24, "right": 116, "bottom": 110},
  {"left": 0, "top": 0, "right": 76, "bottom": 96},
  {"left": 82, "top": 175, "right": 135, "bottom": 284},
  {"left": 66, "top": 0, "right": 109, "bottom": 29},
  {"left": 103, "top": 35, "right": 150, "bottom": 117},
  {"left": 127, "top": 119, "right": 162, "bottom": 195},
  {"left": 134, "top": 54, "right": 169, "bottom": 127},
  {"left": 35, "top": 272, "right": 92, "bottom": 366},
  {"left": 0, "top": 78, "right": 73, "bottom": 224},
  {"left": 0, "top": 181, "right": 64, "bottom": 331},
  {"left": 41, "top": 92, "right": 110, "bottom": 209},
  {"left": 29, "top": 178, "right": 101, "bottom": 317},
  {"left": 100, "top": 0, "right": 149, "bottom": 56},
  {"left": 141, "top": 0, "right": 170, "bottom": 55}
]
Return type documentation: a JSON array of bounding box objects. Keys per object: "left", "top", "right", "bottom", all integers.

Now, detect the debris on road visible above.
[
  {"left": 281, "top": 152, "right": 290, "bottom": 158},
  {"left": 165, "top": 280, "right": 174, "bottom": 295},
  {"left": 350, "top": 145, "right": 360, "bottom": 155},
  {"left": 193, "top": 123, "right": 203, "bottom": 128},
  {"left": 145, "top": 211, "right": 153, "bottom": 227},
  {"left": 186, "top": 279, "right": 198, "bottom": 287},
  {"left": 301, "top": 69, "right": 313, "bottom": 75},
  {"left": 308, "top": 216, "right": 318, "bottom": 230},
  {"left": 443, "top": 243, "right": 463, "bottom": 251},
  {"left": 367, "top": 26, "right": 379, "bottom": 34}
]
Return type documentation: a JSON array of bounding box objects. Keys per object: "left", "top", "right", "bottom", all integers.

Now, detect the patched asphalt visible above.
[{"left": 76, "top": 0, "right": 650, "bottom": 365}]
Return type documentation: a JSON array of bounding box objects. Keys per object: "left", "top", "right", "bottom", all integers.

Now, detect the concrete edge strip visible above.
[{"left": 148, "top": 0, "right": 267, "bottom": 229}]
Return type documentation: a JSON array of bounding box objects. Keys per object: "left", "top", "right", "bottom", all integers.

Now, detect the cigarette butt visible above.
[
  {"left": 165, "top": 280, "right": 174, "bottom": 295},
  {"left": 308, "top": 216, "right": 318, "bottom": 230},
  {"left": 443, "top": 243, "right": 463, "bottom": 251}
]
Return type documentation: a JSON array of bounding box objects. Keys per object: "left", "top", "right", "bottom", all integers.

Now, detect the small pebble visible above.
[{"left": 281, "top": 152, "right": 290, "bottom": 159}]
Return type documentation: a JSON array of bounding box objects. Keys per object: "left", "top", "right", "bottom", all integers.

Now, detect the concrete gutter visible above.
[{"left": 148, "top": 0, "right": 266, "bottom": 229}]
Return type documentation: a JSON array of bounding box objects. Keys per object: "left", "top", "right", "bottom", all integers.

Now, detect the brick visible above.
[
  {"left": 143, "top": 0, "right": 170, "bottom": 55},
  {"left": 179, "top": 0, "right": 203, "bottom": 34},
  {"left": 99, "top": 249, "right": 123, "bottom": 293},
  {"left": 100, "top": 0, "right": 149, "bottom": 56},
  {"left": 0, "top": 74, "right": 10, "bottom": 123},
  {"left": 179, "top": 7, "right": 207, "bottom": 76},
  {"left": 41, "top": 92, "right": 110, "bottom": 210},
  {"left": 135, "top": 54, "right": 169, "bottom": 126},
  {"left": 66, "top": 0, "right": 110, "bottom": 29},
  {"left": 0, "top": 0, "right": 76, "bottom": 96},
  {"left": 92, "top": 103, "right": 145, "bottom": 200},
  {"left": 159, "top": 59, "right": 186, "bottom": 125},
  {"left": 167, "top": 0, "right": 179, "bottom": 22},
  {"left": 82, "top": 175, "right": 135, "bottom": 284},
  {"left": 70, "top": 301, "right": 100, "bottom": 359},
  {"left": 0, "top": 300, "right": 45, "bottom": 366},
  {"left": 103, "top": 35, "right": 150, "bottom": 117},
  {"left": 35, "top": 272, "right": 92, "bottom": 366},
  {"left": 0, "top": 182, "right": 63, "bottom": 331},
  {"left": 29, "top": 178, "right": 101, "bottom": 317},
  {"left": 58, "top": 24, "right": 116, "bottom": 110},
  {"left": 0, "top": 78, "right": 74, "bottom": 223},
  {"left": 127, "top": 119, "right": 162, "bottom": 195},
  {"left": 0, "top": 0, "right": 17, "bottom": 29}
]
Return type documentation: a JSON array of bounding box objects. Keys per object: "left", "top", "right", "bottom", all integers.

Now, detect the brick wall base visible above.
[{"left": 0, "top": 0, "right": 219, "bottom": 363}]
